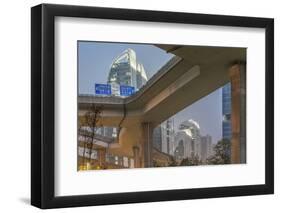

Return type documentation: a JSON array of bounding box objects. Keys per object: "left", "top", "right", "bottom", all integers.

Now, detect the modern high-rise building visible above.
[
  {"left": 174, "top": 128, "right": 193, "bottom": 161},
  {"left": 200, "top": 134, "right": 212, "bottom": 163},
  {"left": 222, "top": 82, "right": 232, "bottom": 140},
  {"left": 222, "top": 82, "right": 232, "bottom": 158},
  {"left": 161, "top": 118, "right": 175, "bottom": 155},
  {"left": 153, "top": 117, "right": 175, "bottom": 155},
  {"left": 108, "top": 48, "right": 148, "bottom": 91},
  {"left": 174, "top": 119, "right": 202, "bottom": 160},
  {"left": 152, "top": 126, "right": 162, "bottom": 151}
]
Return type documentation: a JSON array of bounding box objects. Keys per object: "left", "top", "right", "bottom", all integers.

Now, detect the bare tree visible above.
[{"left": 80, "top": 104, "right": 103, "bottom": 169}]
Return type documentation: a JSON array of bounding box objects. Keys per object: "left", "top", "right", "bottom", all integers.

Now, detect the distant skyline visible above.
[
  {"left": 78, "top": 41, "right": 223, "bottom": 143},
  {"left": 173, "top": 87, "right": 222, "bottom": 143}
]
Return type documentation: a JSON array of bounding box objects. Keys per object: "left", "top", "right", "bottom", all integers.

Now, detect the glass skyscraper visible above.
[
  {"left": 153, "top": 117, "right": 175, "bottom": 156},
  {"left": 222, "top": 82, "right": 232, "bottom": 140},
  {"left": 108, "top": 48, "right": 148, "bottom": 91}
]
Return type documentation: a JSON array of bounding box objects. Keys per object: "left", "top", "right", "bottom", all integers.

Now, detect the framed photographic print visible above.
[{"left": 31, "top": 3, "right": 274, "bottom": 209}]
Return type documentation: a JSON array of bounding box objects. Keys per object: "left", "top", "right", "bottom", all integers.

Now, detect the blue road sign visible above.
[
  {"left": 120, "top": 85, "right": 135, "bottom": 96},
  {"left": 95, "top": 84, "right": 111, "bottom": 95}
]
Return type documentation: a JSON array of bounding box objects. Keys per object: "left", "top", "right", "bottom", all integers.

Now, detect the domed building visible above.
[
  {"left": 174, "top": 119, "right": 202, "bottom": 161},
  {"left": 174, "top": 129, "right": 193, "bottom": 161}
]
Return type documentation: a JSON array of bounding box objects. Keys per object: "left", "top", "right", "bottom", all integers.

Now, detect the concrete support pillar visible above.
[
  {"left": 229, "top": 62, "right": 246, "bottom": 164},
  {"left": 133, "top": 146, "right": 141, "bottom": 168},
  {"left": 141, "top": 122, "right": 154, "bottom": 168}
]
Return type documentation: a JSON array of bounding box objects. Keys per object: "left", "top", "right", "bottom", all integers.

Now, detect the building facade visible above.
[
  {"left": 200, "top": 134, "right": 212, "bottom": 163},
  {"left": 174, "top": 119, "right": 202, "bottom": 160},
  {"left": 153, "top": 117, "right": 175, "bottom": 155},
  {"left": 107, "top": 48, "right": 148, "bottom": 91},
  {"left": 174, "top": 129, "right": 193, "bottom": 161},
  {"left": 152, "top": 126, "right": 162, "bottom": 151},
  {"left": 161, "top": 118, "right": 175, "bottom": 155},
  {"left": 222, "top": 82, "right": 232, "bottom": 158},
  {"left": 222, "top": 82, "right": 232, "bottom": 140}
]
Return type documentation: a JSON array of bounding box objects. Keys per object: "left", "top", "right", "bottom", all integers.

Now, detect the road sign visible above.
[
  {"left": 95, "top": 84, "right": 111, "bottom": 95},
  {"left": 120, "top": 85, "right": 135, "bottom": 96}
]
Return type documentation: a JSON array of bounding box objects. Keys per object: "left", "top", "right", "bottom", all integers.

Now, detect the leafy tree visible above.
[
  {"left": 180, "top": 155, "right": 201, "bottom": 166},
  {"left": 152, "top": 160, "right": 162, "bottom": 167},
  {"left": 168, "top": 157, "right": 178, "bottom": 167},
  {"left": 207, "top": 139, "right": 231, "bottom": 165}
]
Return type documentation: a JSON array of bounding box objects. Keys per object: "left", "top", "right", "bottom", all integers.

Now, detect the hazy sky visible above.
[{"left": 78, "top": 41, "right": 223, "bottom": 143}]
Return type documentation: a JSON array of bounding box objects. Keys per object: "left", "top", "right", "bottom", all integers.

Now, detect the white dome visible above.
[
  {"left": 181, "top": 129, "right": 192, "bottom": 138},
  {"left": 188, "top": 119, "right": 200, "bottom": 129},
  {"left": 179, "top": 119, "right": 200, "bottom": 130}
]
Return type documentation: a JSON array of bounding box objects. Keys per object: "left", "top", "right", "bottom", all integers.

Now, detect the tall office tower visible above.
[
  {"left": 174, "top": 128, "right": 193, "bottom": 161},
  {"left": 222, "top": 82, "right": 232, "bottom": 157},
  {"left": 174, "top": 119, "right": 202, "bottom": 159},
  {"left": 153, "top": 117, "right": 175, "bottom": 156},
  {"left": 107, "top": 48, "right": 148, "bottom": 91},
  {"left": 161, "top": 118, "right": 175, "bottom": 155},
  {"left": 222, "top": 82, "right": 232, "bottom": 140},
  {"left": 200, "top": 134, "right": 212, "bottom": 163},
  {"left": 153, "top": 126, "right": 162, "bottom": 151}
]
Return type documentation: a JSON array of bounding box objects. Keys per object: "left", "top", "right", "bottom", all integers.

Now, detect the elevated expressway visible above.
[{"left": 78, "top": 45, "right": 246, "bottom": 168}]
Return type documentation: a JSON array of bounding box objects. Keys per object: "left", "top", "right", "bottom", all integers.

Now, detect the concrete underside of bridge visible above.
[{"left": 78, "top": 45, "right": 246, "bottom": 168}]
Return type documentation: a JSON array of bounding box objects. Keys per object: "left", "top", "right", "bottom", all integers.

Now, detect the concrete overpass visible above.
[{"left": 78, "top": 45, "right": 246, "bottom": 168}]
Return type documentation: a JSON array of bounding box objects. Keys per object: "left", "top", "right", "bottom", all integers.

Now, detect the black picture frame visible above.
[{"left": 31, "top": 3, "right": 274, "bottom": 209}]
